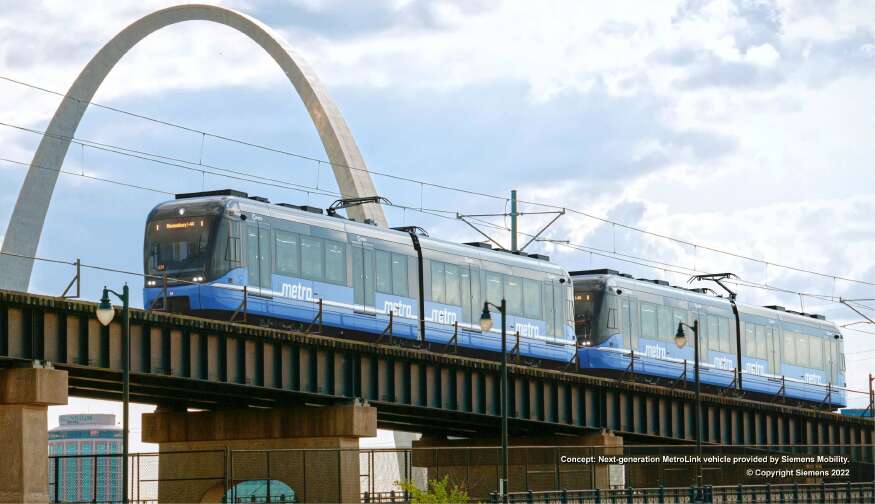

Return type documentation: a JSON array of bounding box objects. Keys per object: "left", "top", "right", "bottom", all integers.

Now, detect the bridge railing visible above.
[
  {"left": 499, "top": 482, "right": 875, "bottom": 504},
  {"left": 47, "top": 446, "right": 875, "bottom": 503}
]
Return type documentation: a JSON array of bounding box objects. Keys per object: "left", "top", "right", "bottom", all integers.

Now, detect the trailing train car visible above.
[
  {"left": 572, "top": 269, "right": 847, "bottom": 407},
  {"left": 142, "top": 190, "right": 576, "bottom": 361}
]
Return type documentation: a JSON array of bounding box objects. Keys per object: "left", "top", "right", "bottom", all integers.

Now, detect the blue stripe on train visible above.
[
  {"left": 577, "top": 345, "right": 846, "bottom": 407},
  {"left": 144, "top": 277, "right": 575, "bottom": 363}
]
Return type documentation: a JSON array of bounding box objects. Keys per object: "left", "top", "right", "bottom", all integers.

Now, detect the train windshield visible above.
[{"left": 145, "top": 216, "right": 216, "bottom": 278}]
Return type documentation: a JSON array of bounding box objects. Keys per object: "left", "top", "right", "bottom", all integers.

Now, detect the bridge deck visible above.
[{"left": 0, "top": 289, "right": 871, "bottom": 460}]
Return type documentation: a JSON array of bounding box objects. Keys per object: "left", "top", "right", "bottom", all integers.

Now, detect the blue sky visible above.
[{"left": 1, "top": 0, "right": 873, "bottom": 443}]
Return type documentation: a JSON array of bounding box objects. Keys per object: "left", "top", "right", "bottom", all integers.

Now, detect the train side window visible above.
[
  {"left": 542, "top": 281, "right": 555, "bottom": 337},
  {"left": 392, "top": 254, "right": 408, "bottom": 297},
  {"left": 470, "top": 268, "right": 481, "bottom": 323},
  {"left": 524, "top": 278, "right": 541, "bottom": 319},
  {"left": 657, "top": 306, "right": 672, "bottom": 341},
  {"left": 505, "top": 276, "right": 522, "bottom": 315},
  {"left": 553, "top": 283, "right": 565, "bottom": 340},
  {"left": 744, "top": 323, "right": 756, "bottom": 356},
  {"left": 783, "top": 332, "right": 796, "bottom": 365},
  {"left": 821, "top": 338, "right": 830, "bottom": 371},
  {"left": 445, "top": 264, "right": 461, "bottom": 306},
  {"left": 754, "top": 325, "right": 766, "bottom": 358},
  {"left": 718, "top": 318, "right": 731, "bottom": 353},
  {"left": 607, "top": 300, "right": 618, "bottom": 330},
  {"left": 809, "top": 336, "right": 822, "bottom": 370},
  {"left": 640, "top": 303, "right": 657, "bottom": 340},
  {"left": 324, "top": 240, "right": 346, "bottom": 285},
  {"left": 707, "top": 316, "right": 720, "bottom": 351},
  {"left": 375, "top": 250, "right": 391, "bottom": 293},
  {"left": 622, "top": 301, "right": 632, "bottom": 346},
  {"left": 226, "top": 222, "right": 242, "bottom": 264},
  {"left": 274, "top": 230, "right": 299, "bottom": 276},
  {"left": 300, "top": 236, "right": 323, "bottom": 281},
  {"left": 246, "top": 225, "right": 260, "bottom": 286},
  {"left": 460, "top": 268, "right": 471, "bottom": 321},
  {"left": 486, "top": 272, "right": 503, "bottom": 306},
  {"left": 431, "top": 261, "right": 446, "bottom": 304},
  {"left": 795, "top": 333, "right": 809, "bottom": 367}
]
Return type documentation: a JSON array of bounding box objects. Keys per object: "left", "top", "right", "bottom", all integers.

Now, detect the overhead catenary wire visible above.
[
  {"left": 3, "top": 73, "right": 874, "bottom": 288},
  {"left": 1, "top": 141, "right": 871, "bottom": 315},
  {"left": 463, "top": 213, "right": 875, "bottom": 312},
  {"left": 2, "top": 156, "right": 872, "bottom": 392},
  {"left": 1, "top": 102, "right": 872, "bottom": 314}
]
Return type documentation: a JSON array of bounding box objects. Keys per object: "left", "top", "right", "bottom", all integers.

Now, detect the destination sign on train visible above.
[{"left": 162, "top": 220, "right": 204, "bottom": 230}]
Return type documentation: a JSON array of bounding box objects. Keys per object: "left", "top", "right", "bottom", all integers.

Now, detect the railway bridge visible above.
[{"left": 0, "top": 289, "right": 872, "bottom": 501}]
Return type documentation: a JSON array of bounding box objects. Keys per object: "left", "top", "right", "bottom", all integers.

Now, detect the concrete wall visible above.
[{"left": 142, "top": 403, "right": 377, "bottom": 503}]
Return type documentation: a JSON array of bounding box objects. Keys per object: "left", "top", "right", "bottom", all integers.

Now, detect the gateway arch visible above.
[{"left": 0, "top": 3, "right": 387, "bottom": 291}]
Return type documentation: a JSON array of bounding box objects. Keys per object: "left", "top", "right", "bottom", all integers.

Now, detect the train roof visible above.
[
  {"left": 571, "top": 269, "right": 841, "bottom": 333},
  {"left": 148, "top": 191, "right": 569, "bottom": 277}
]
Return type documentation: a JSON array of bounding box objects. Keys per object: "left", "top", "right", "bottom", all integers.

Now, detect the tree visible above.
[{"left": 397, "top": 475, "right": 470, "bottom": 504}]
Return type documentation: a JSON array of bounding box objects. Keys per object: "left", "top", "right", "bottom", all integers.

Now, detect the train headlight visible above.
[
  {"left": 193, "top": 276, "right": 204, "bottom": 282},
  {"left": 146, "top": 280, "right": 156, "bottom": 287}
]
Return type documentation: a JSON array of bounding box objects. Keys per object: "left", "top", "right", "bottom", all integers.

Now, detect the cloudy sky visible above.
[{"left": 1, "top": 0, "right": 873, "bottom": 444}]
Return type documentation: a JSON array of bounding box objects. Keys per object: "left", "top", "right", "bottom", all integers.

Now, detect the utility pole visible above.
[
  {"left": 457, "top": 190, "right": 564, "bottom": 253},
  {"left": 510, "top": 190, "right": 518, "bottom": 252}
]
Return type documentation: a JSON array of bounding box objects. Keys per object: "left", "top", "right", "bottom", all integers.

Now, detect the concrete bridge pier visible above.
[
  {"left": 0, "top": 366, "right": 68, "bottom": 503},
  {"left": 142, "top": 402, "right": 377, "bottom": 503},
  {"left": 411, "top": 430, "right": 624, "bottom": 497}
]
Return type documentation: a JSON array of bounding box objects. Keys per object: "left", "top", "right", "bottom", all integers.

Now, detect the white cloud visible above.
[
  {"left": 745, "top": 43, "right": 780, "bottom": 65},
  {"left": 1, "top": 0, "right": 873, "bottom": 409}
]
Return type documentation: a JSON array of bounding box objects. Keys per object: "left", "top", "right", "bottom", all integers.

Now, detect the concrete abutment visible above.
[
  {"left": 0, "top": 367, "right": 68, "bottom": 503},
  {"left": 411, "top": 430, "right": 624, "bottom": 498},
  {"left": 142, "top": 403, "right": 377, "bottom": 503}
]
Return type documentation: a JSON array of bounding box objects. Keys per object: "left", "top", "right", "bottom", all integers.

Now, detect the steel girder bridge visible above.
[{"left": 0, "top": 289, "right": 872, "bottom": 462}]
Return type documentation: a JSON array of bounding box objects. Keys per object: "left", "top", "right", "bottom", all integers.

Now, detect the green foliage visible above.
[{"left": 397, "top": 475, "right": 470, "bottom": 504}]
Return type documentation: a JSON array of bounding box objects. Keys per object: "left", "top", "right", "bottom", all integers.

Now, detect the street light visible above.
[
  {"left": 675, "top": 320, "right": 703, "bottom": 500},
  {"left": 97, "top": 285, "right": 130, "bottom": 504},
  {"left": 480, "top": 300, "right": 508, "bottom": 500}
]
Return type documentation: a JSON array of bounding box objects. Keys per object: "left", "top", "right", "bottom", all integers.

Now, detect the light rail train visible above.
[{"left": 142, "top": 190, "right": 846, "bottom": 407}]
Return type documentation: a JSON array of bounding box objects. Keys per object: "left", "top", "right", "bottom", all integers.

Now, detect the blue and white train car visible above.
[
  {"left": 572, "top": 269, "right": 847, "bottom": 407},
  {"left": 142, "top": 190, "right": 576, "bottom": 361}
]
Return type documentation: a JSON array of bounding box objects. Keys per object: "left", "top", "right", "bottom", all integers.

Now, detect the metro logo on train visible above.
[{"left": 142, "top": 190, "right": 846, "bottom": 408}]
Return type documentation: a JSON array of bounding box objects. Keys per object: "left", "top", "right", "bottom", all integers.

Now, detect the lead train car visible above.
[
  {"left": 573, "top": 269, "right": 847, "bottom": 407},
  {"left": 142, "top": 190, "right": 576, "bottom": 361}
]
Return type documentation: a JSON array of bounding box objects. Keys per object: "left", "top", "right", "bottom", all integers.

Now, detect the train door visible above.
[
  {"left": 352, "top": 242, "right": 375, "bottom": 312},
  {"left": 245, "top": 221, "right": 272, "bottom": 296},
  {"left": 459, "top": 265, "right": 481, "bottom": 324},
  {"left": 766, "top": 326, "right": 779, "bottom": 374},
  {"left": 628, "top": 296, "right": 639, "bottom": 350}
]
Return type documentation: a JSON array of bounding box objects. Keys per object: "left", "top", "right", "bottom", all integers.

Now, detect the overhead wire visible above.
[
  {"left": 3, "top": 73, "right": 874, "bottom": 288},
  {"left": 3, "top": 141, "right": 869, "bottom": 318}
]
